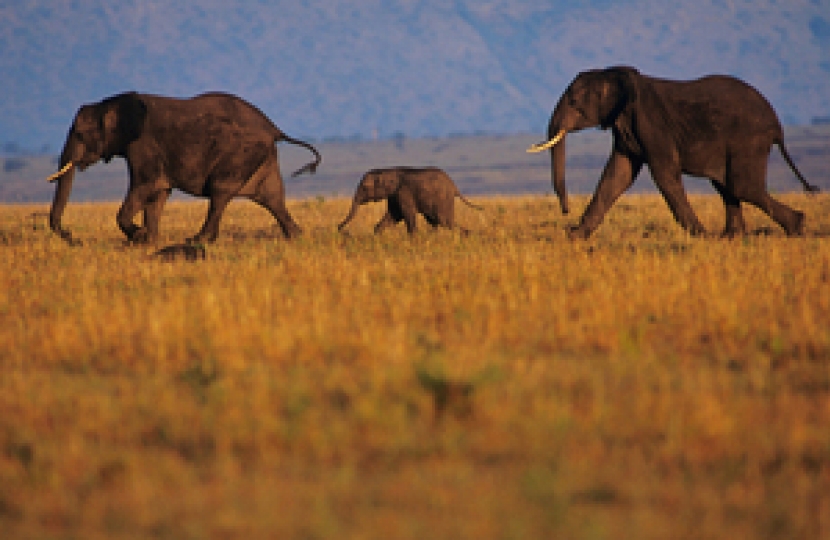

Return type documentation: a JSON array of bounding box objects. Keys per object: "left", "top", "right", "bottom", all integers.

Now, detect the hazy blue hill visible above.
[
  {"left": 4, "top": 126, "right": 828, "bottom": 204},
  {"left": 2, "top": 1, "right": 828, "bottom": 151}
]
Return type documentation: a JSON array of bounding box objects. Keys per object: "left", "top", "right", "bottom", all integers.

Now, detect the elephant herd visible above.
[{"left": 45, "top": 65, "right": 818, "bottom": 247}]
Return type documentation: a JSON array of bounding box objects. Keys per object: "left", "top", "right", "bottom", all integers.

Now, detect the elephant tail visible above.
[
  {"left": 777, "top": 139, "right": 820, "bottom": 194},
  {"left": 456, "top": 191, "right": 483, "bottom": 211},
  {"left": 278, "top": 134, "right": 322, "bottom": 177}
]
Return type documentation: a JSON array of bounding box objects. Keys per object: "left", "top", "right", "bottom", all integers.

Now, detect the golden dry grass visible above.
[{"left": 1, "top": 193, "right": 829, "bottom": 539}]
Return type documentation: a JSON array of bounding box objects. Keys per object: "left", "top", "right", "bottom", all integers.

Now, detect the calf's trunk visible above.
[{"left": 338, "top": 199, "right": 361, "bottom": 231}]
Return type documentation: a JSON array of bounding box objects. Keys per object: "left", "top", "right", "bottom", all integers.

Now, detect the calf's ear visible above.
[{"left": 376, "top": 170, "right": 402, "bottom": 197}]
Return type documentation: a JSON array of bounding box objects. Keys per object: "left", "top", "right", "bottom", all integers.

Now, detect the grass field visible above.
[{"left": 1, "top": 193, "right": 829, "bottom": 539}]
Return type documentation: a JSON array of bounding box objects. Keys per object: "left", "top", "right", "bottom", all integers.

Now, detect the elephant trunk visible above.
[
  {"left": 551, "top": 134, "right": 568, "bottom": 214},
  {"left": 527, "top": 128, "right": 568, "bottom": 214},
  {"left": 48, "top": 137, "right": 80, "bottom": 245},
  {"left": 338, "top": 196, "right": 362, "bottom": 232}
]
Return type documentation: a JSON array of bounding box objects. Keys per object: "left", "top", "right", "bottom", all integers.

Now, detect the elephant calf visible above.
[{"left": 338, "top": 167, "right": 482, "bottom": 234}]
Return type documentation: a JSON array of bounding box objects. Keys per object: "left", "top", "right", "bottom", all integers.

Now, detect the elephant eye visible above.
[{"left": 568, "top": 93, "right": 587, "bottom": 113}]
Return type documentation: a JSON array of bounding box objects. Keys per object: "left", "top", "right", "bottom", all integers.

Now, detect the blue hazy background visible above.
[{"left": 2, "top": 0, "right": 830, "bottom": 153}]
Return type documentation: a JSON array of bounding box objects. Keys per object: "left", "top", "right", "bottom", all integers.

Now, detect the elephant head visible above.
[
  {"left": 338, "top": 169, "right": 402, "bottom": 231},
  {"left": 527, "top": 66, "right": 640, "bottom": 215},
  {"left": 46, "top": 92, "right": 147, "bottom": 244}
]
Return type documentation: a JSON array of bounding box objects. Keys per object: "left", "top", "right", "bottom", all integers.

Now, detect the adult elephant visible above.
[
  {"left": 527, "top": 66, "right": 818, "bottom": 239},
  {"left": 46, "top": 92, "right": 321, "bottom": 245}
]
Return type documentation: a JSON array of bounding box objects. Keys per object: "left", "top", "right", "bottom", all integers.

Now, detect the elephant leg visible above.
[
  {"left": 434, "top": 200, "right": 455, "bottom": 229},
  {"left": 374, "top": 211, "right": 398, "bottom": 234},
  {"left": 140, "top": 188, "right": 171, "bottom": 244},
  {"left": 247, "top": 159, "right": 302, "bottom": 239},
  {"left": 189, "top": 192, "right": 234, "bottom": 243},
  {"left": 117, "top": 186, "right": 157, "bottom": 243},
  {"left": 252, "top": 192, "right": 302, "bottom": 239},
  {"left": 424, "top": 213, "right": 441, "bottom": 228},
  {"left": 710, "top": 181, "right": 745, "bottom": 238},
  {"left": 434, "top": 208, "right": 469, "bottom": 234},
  {"left": 570, "top": 151, "right": 642, "bottom": 239},
  {"left": 652, "top": 165, "right": 706, "bottom": 236},
  {"left": 374, "top": 199, "right": 403, "bottom": 234},
  {"left": 397, "top": 192, "right": 419, "bottom": 234},
  {"left": 731, "top": 154, "right": 805, "bottom": 236}
]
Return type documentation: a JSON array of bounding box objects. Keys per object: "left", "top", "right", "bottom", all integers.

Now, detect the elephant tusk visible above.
[
  {"left": 46, "top": 162, "right": 75, "bottom": 183},
  {"left": 526, "top": 130, "right": 566, "bottom": 153}
]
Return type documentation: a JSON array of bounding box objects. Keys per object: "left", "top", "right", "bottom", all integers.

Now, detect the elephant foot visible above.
[
  {"left": 566, "top": 225, "right": 592, "bottom": 240},
  {"left": 786, "top": 211, "right": 806, "bottom": 237},
  {"left": 126, "top": 227, "right": 156, "bottom": 245},
  {"left": 56, "top": 228, "right": 83, "bottom": 246},
  {"left": 186, "top": 235, "right": 212, "bottom": 245},
  {"left": 684, "top": 222, "right": 707, "bottom": 237},
  {"left": 282, "top": 225, "right": 302, "bottom": 240},
  {"left": 719, "top": 229, "right": 742, "bottom": 240},
  {"left": 720, "top": 224, "right": 746, "bottom": 239}
]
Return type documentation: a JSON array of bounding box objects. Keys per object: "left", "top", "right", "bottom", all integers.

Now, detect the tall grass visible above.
[{"left": 1, "top": 193, "right": 829, "bottom": 539}]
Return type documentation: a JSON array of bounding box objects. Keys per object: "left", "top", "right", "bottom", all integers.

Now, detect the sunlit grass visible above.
[{"left": 1, "top": 193, "right": 829, "bottom": 539}]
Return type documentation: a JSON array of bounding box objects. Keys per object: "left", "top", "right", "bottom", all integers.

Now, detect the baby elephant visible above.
[{"left": 338, "top": 167, "right": 482, "bottom": 234}]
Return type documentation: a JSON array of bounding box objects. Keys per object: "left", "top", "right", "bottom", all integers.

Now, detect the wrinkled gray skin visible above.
[
  {"left": 531, "top": 66, "right": 818, "bottom": 239},
  {"left": 338, "top": 167, "right": 482, "bottom": 234},
  {"left": 48, "top": 92, "right": 321, "bottom": 245}
]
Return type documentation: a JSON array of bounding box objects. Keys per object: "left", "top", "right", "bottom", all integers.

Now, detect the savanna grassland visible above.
[{"left": 1, "top": 193, "right": 829, "bottom": 539}]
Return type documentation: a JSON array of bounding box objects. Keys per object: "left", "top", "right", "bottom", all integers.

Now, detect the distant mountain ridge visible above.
[{"left": 2, "top": 0, "right": 829, "bottom": 151}]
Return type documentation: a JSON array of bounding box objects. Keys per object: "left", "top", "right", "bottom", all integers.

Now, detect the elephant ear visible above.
[
  {"left": 101, "top": 92, "right": 147, "bottom": 159},
  {"left": 599, "top": 66, "right": 640, "bottom": 129},
  {"left": 376, "top": 169, "right": 402, "bottom": 197}
]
